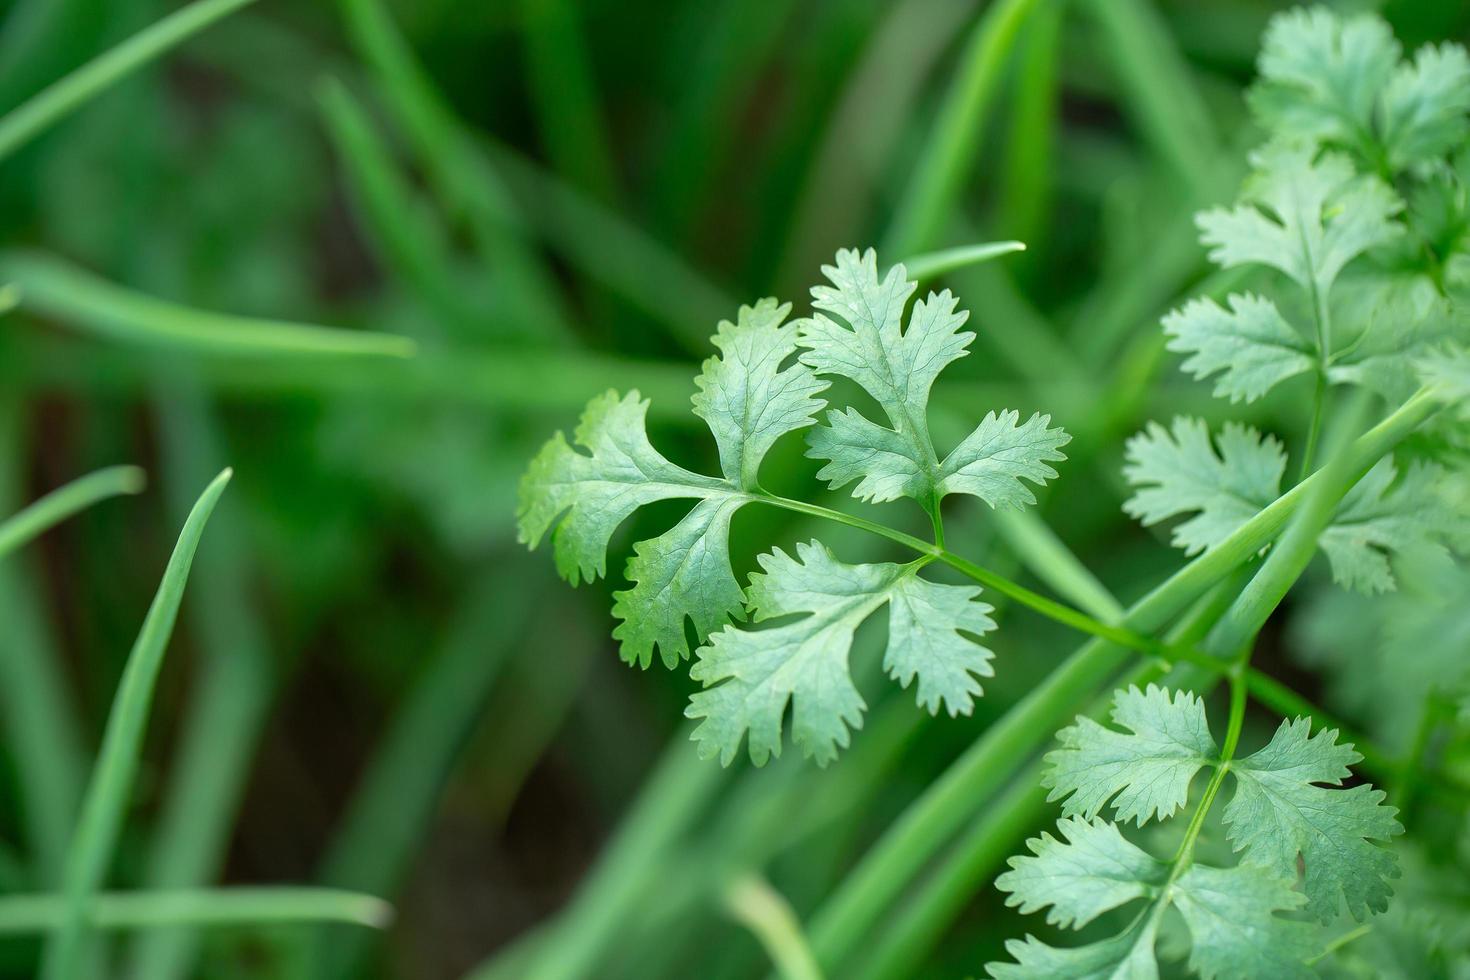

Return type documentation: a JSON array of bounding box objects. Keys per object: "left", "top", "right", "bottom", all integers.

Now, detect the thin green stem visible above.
[
  {"left": 0, "top": 0, "right": 257, "bottom": 161},
  {"left": 0, "top": 465, "right": 145, "bottom": 560},
  {"left": 1169, "top": 665, "right": 1247, "bottom": 869},
  {"left": 1299, "top": 371, "right": 1328, "bottom": 483},
  {"left": 41, "top": 470, "right": 232, "bottom": 980},
  {"left": 0, "top": 888, "right": 391, "bottom": 933},
  {"left": 723, "top": 875, "right": 825, "bottom": 980}
]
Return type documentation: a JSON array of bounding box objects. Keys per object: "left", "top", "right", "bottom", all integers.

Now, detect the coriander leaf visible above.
[
  {"left": 686, "top": 541, "right": 994, "bottom": 766},
  {"left": 1163, "top": 293, "right": 1316, "bottom": 403},
  {"left": 996, "top": 816, "right": 1165, "bottom": 929},
  {"left": 1224, "top": 717, "right": 1403, "bottom": 922},
  {"left": 1045, "top": 685, "right": 1217, "bottom": 825},
  {"left": 1123, "top": 418, "right": 1286, "bottom": 558},
  {"left": 1171, "top": 863, "right": 1317, "bottom": 980},
  {"left": 517, "top": 389, "right": 729, "bottom": 585},
  {"left": 937, "top": 409, "right": 1071, "bottom": 508},
  {"left": 797, "top": 248, "right": 964, "bottom": 503},
  {"left": 1249, "top": 8, "right": 1399, "bottom": 163},
  {"left": 1318, "top": 459, "right": 1454, "bottom": 594},
  {"left": 1327, "top": 276, "right": 1468, "bottom": 403},
  {"left": 691, "top": 298, "right": 829, "bottom": 490},
  {"left": 521, "top": 300, "right": 828, "bottom": 668},
  {"left": 1123, "top": 419, "right": 1450, "bottom": 593},
  {"left": 1380, "top": 42, "right": 1470, "bottom": 171},
  {"left": 610, "top": 497, "right": 745, "bottom": 668},
  {"left": 1417, "top": 341, "right": 1470, "bottom": 417},
  {"left": 1197, "top": 143, "right": 1401, "bottom": 297},
  {"left": 798, "top": 248, "right": 1068, "bottom": 510},
  {"left": 987, "top": 921, "right": 1160, "bottom": 980}
]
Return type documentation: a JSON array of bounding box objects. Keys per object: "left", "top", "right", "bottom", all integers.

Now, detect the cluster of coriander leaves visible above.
[
  {"left": 518, "top": 247, "right": 1070, "bottom": 766},
  {"left": 988, "top": 8, "right": 1470, "bottom": 978}
]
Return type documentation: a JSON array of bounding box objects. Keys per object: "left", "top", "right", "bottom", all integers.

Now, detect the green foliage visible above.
[
  {"left": 1124, "top": 419, "right": 1456, "bottom": 593},
  {"left": 799, "top": 249, "right": 1069, "bottom": 511},
  {"left": 520, "top": 249, "right": 1056, "bottom": 763},
  {"left": 686, "top": 541, "right": 994, "bottom": 766},
  {"left": 992, "top": 685, "right": 1402, "bottom": 977}
]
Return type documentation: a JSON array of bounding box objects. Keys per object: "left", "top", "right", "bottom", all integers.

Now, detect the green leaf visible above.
[
  {"left": 1380, "top": 42, "right": 1470, "bottom": 171},
  {"left": 1196, "top": 143, "right": 1401, "bottom": 297},
  {"left": 1122, "top": 418, "right": 1287, "bottom": 558},
  {"left": 1248, "top": 8, "right": 1399, "bottom": 163},
  {"left": 1319, "top": 459, "right": 1455, "bottom": 594},
  {"left": 1122, "top": 419, "right": 1451, "bottom": 593},
  {"left": 1162, "top": 293, "right": 1316, "bottom": 403},
  {"left": 685, "top": 542, "right": 994, "bottom": 766},
  {"left": 798, "top": 248, "right": 1068, "bottom": 509},
  {"left": 517, "top": 389, "right": 729, "bottom": 585},
  {"left": 1225, "top": 717, "right": 1403, "bottom": 922},
  {"left": 988, "top": 921, "right": 1159, "bottom": 980},
  {"left": 996, "top": 816, "right": 1165, "bottom": 929},
  {"left": 937, "top": 409, "right": 1071, "bottom": 508},
  {"left": 989, "top": 862, "right": 1315, "bottom": 980},
  {"left": 520, "top": 303, "right": 828, "bottom": 666},
  {"left": 1328, "top": 276, "right": 1469, "bottom": 404},
  {"left": 1044, "top": 685, "right": 1217, "bottom": 825},
  {"left": 1171, "top": 863, "right": 1317, "bottom": 980},
  {"left": 609, "top": 497, "right": 746, "bottom": 668},
  {"left": 691, "top": 298, "right": 829, "bottom": 490}
]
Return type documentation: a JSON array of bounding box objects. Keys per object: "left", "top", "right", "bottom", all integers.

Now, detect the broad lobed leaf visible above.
[
  {"left": 1162, "top": 293, "right": 1315, "bottom": 403},
  {"left": 798, "top": 248, "right": 1068, "bottom": 511},
  {"left": 685, "top": 541, "right": 995, "bottom": 766},
  {"left": 1225, "top": 716, "right": 1403, "bottom": 922},
  {"left": 1123, "top": 417, "right": 1454, "bottom": 594},
  {"left": 1044, "top": 684, "right": 1217, "bottom": 826},
  {"left": 1196, "top": 143, "right": 1401, "bottom": 297}
]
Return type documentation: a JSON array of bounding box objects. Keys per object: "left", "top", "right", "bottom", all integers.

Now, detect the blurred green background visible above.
[{"left": 2, "top": 0, "right": 1468, "bottom": 977}]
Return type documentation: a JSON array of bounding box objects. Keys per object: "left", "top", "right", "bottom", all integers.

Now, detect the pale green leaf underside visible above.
[
  {"left": 1196, "top": 143, "right": 1401, "bottom": 296},
  {"left": 518, "top": 299, "right": 827, "bottom": 667},
  {"left": 1044, "top": 685, "right": 1217, "bottom": 826},
  {"left": 1123, "top": 417, "right": 1452, "bottom": 594},
  {"left": 992, "top": 829, "right": 1314, "bottom": 980},
  {"left": 1162, "top": 293, "right": 1315, "bottom": 403},
  {"left": 797, "top": 248, "right": 1068, "bottom": 508},
  {"left": 692, "top": 298, "right": 829, "bottom": 489},
  {"left": 997, "top": 817, "right": 1164, "bottom": 929},
  {"left": 1250, "top": 6, "right": 1470, "bottom": 171},
  {"left": 1225, "top": 717, "right": 1403, "bottom": 922},
  {"left": 686, "top": 541, "right": 994, "bottom": 767}
]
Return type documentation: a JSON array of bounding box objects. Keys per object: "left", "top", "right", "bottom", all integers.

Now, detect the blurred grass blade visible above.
[
  {"left": 520, "top": 0, "right": 621, "bottom": 201},
  {"left": 0, "top": 0, "right": 257, "bottom": 162},
  {"left": 316, "top": 76, "right": 485, "bottom": 339},
  {"left": 883, "top": 0, "right": 1045, "bottom": 257},
  {"left": 126, "top": 387, "right": 275, "bottom": 980},
  {"left": 900, "top": 240, "right": 1025, "bottom": 281},
  {"left": 1079, "top": 0, "right": 1223, "bottom": 201},
  {"left": 314, "top": 573, "right": 530, "bottom": 978},
  {"left": 1, "top": 251, "right": 416, "bottom": 358},
  {"left": 0, "top": 888, "right": 391, "bottom": 932},
  {"left": 0, "top": 401, "right": 89, "bottom": 885},
  {"left": 0, "top": 465, "right": 145, "bottom": 559},
  {"left": 0, "top": 282, "right": 18, "bottom": 314},
  {"left": 40, "top": 469, "right": 233, "bottom": 980},
  {"left": 724, "top": 875, "right": 825, "bottom": 980},
  {"left": 996, "top": 0, "right": 1061, "bottom": 253},
  {"left": 336, "top": 0, "right": 576, "bottom": 343}
]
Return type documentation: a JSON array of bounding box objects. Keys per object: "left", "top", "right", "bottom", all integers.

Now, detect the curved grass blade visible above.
[
  {"left": 40, "top": 469, "right": 233, "bottom": 980},
  {"left": 0, "top": 0, "right": 257, "bottom": 162},
  {"left": 0, "top": 465, "right": 145, "bottom": 560},
  {"left": 900, "top": 240, "right": 1025, "bottom": 282},
  {"left": 0, "top": 888, "right": 391, "bottom": 933},
  {"left": 724, "top": 875, "right": 825, "bottom": 980},
  {"left": 1, "top": 251, "right": 415, "bottom": 359}
]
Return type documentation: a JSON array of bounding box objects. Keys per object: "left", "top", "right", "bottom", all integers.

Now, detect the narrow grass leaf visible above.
[{"left": 0, "top": 465, "right": 145, "bottom": 559}]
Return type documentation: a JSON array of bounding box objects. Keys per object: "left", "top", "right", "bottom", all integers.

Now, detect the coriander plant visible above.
[{"left": 519, "top": 6, "right": 1470, "bottom": 978}]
